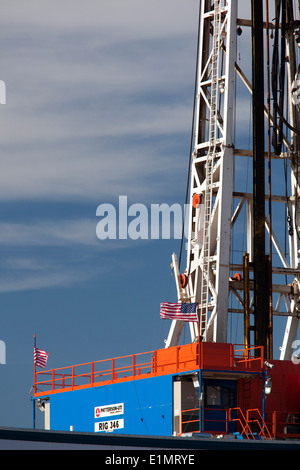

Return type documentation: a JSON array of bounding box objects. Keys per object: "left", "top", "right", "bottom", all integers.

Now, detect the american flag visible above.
[
  {"left": 160, "top": 302, "right": 198, "bottom": 322},
  {"left": 34, "top": 346, "right": 49, "bottom": 369}
]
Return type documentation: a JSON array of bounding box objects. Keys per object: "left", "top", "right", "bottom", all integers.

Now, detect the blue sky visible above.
[{"left": 0, "top": 1, "right": 295, "bottom": 430}]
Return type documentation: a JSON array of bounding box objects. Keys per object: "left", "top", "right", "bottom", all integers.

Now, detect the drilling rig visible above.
[
  {"left": 166, "top": 0, "right": 300, "bottom": 362},
  {"left": 33, "top": 1, "right": 300, "bottom": 443}
]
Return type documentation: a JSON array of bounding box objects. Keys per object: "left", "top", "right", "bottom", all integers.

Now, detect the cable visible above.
[
  {"left": 278, "top": 0, "right": 287, "bottom": 152},
  {"left": 272, "top": 0, "right": 282, "bottom": 154},
  {"left": 272, "top": 0, "right": 300, "bottom": 155}
]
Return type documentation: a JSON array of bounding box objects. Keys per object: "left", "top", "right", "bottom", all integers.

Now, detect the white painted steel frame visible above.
[{"left": 166, "top": 0, "right": 237, "bottom": 346}]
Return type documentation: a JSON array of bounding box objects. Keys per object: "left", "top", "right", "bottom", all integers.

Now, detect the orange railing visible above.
[
  {"left": 179, "top": 406, "right": 274, "bottom": 439},
  {"left": 34, "top": 350, "right": 156, "bottom": 396},
  {"left": 181, "top": 408, "right": 231, "bottom": 436},
  {"left": 246, "top": 409, "right": 272, "bottom": 440},
  {"left": 34, "top": 342, "right": 264, "bottom": 397},
  {"left": 180, "top": 407, "right": 201, "bottom": 435},
  {"left": 265, "top": 411, "right": 300, "bottom": 438},
  {"left": 228, "top": 407, "right": 255, "bottom": 439},
  {"left": 232, "top": 346, "right": 264, "bottom": 369},
  {"left": 179, "top": 406, "right": 300, "bottom": 439},
  {"left": 34, "top": 344, "right": 200, "bottom": 396},
  {"left": 197, "top": 343, "right": 263, "bottom": 370},
  {"left": 228, "top": 408, "right": 273, "bottom": 439}
]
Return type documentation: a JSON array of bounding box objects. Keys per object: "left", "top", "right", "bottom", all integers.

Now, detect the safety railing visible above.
[
  {"left": 265, "top": 411, "right": 300, "bottom": 439},
  {"left": 179, "top": 406, "right": 300, "bottom": 439},
  {"left": 179, "top": 407, "right": 273, "bottom": 439},
  {"left": 232, "top": 345, "right": 264, "bottom": 369},
  {"left": 180, "top": 408, "right": 200, "bottom": 435},
  {"left": 180, "top": 407, "right": 240, "bottom": 436},
  {"left": 34, "top": 350, "right": 155, "bottom": 396},
  {"left": 34, "top": 343, "right": 201, "bottom": 396},
  {"left": 246, "top": 409, "right": 272, "bottom": 440},
  {"left": 34, "top": 342, "right": 264, "bottom": 397},
  {"left": 228, "top": 407, "right": 255, "bottom": 439}
]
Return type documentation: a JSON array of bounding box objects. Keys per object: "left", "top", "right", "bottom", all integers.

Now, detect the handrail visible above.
[
  {"left": 180, "top": 407, "right": 200, "bottom": 435},
  {"left": 34, "top": 350, "right": 155, "bottom": 395},
  {"left": 34, "top": 342, "right": 264, "bottom": 397},
  {"left": 180, "top": 407, "right": 300, "bottom": 439},
  {"left": 233, "top": 345, "right": 264, "bottom": 369},
  {"left": 180, "top": 407, "right": 230, "bottom": 435},
  {"left": 265, "top": 410, "right": 300, "bottom": 438},
  {"left": 228, "top": 407, "right": 255, "bottom": 439},
  {"left": 246, "top": 409, "right": 272, "bottom": 440}
]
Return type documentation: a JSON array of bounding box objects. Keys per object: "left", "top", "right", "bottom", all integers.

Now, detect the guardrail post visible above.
[
  {"left": 112, "top": 358, "right": 115, "bottom": 380},
  {"left": 230, "top": 344, "right": 234, "bottom": 367},
  {"left": 132, "top": 355, "right": 136, "bottom": 377},
  {"left": 34, "top": 369, "right": 37, "bottom": 395},
  {"left": 52, "top": 370, "right": 55, "bottom": 392},
  {"left": 91, "top": 362, "right": 94, "bottom": 386},
  {"left": 153, "top": 351, "right": 157, "bottom": 374},
  {"left": 272, "top": 410, "right": 276, "bottom": 438},
  {"left": 225, "top": 409, "right": 228, "bottom": 434}
]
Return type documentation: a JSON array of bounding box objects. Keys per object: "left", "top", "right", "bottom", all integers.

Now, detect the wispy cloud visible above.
[
  {"left": 0, "top": 1, "right": 197, "bottom": 38},
  {"left": 0, "top": 267, "right": 95, "bottom": 293},
  {"left": 0, "top": 215, "right": 152, "bottom": 292},
  {"left": 0, "top": 217, "right": 98, "bottom": 292},
  {"left": 0, "top": 219, "right": 98, "bottom": 246},
  {"left": 0, "top": 1, "right": 198, "bottom": 204}
]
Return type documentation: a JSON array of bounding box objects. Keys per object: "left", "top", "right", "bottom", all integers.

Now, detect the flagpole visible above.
[{"left": 33, "top": 333, "right": 37, "bottom": 393}]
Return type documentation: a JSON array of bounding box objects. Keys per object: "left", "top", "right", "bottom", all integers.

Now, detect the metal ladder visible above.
[{"left": 199, "top": 2, "right": 221, "bottom": 338}]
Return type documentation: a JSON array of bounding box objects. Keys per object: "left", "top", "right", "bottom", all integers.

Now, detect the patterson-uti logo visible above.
[{"left": 94, "top": 403, "right": 124, "bottom": 419}]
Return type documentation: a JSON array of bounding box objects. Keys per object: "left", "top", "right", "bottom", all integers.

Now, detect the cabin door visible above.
[
  {"left": 173, "top": 375, "right": 200, "bottom": 435},
  {"left": 202, "top": 379, "right": 237, "bottom": 433}
]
